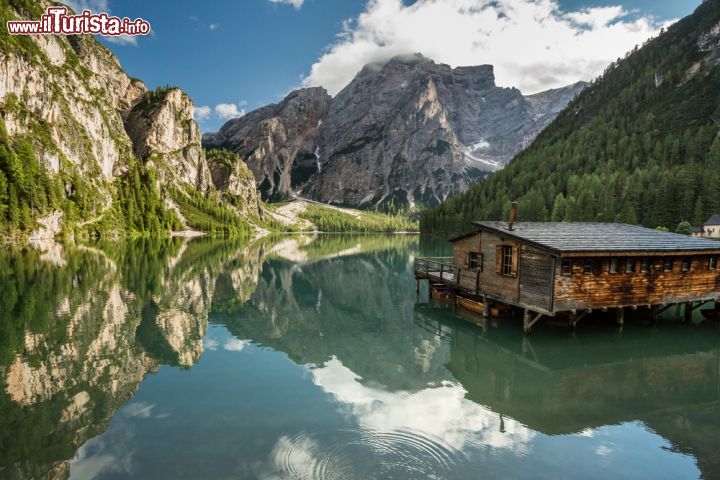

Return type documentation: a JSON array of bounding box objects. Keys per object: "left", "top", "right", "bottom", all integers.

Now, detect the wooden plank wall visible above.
[
  {"left": 554, "top": 256, "right": 720, "bottom": 311},
  {"left": 478, "top": 231, "right": 521, "bottom": 302},
  {"left": 519, "top": 246, "right": 555, "bottom": 311},
  {"left": 452, "top": 232, "right": 524, "bottom": 303},
  {"left": 453, "top": 235, "right": 481, "bottom": 293}
]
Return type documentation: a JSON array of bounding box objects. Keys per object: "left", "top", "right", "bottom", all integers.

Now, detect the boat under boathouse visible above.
[{"left": 415, "top": 208, "right": 720, "bottom": 333}]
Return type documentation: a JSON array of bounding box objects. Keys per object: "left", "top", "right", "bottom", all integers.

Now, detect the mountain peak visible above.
[{"left": 205, "top": 55, "right": 585, "bottom": 208}]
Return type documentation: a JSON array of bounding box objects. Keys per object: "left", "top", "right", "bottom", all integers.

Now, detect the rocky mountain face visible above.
[
  {"left": 205, "top": 54, "right": 585, "bottom": 208},
  {"left": 203, "top": 87, "right": 332, "bottom": 200},
  {"left": 0, "top": 1, "right": 261, "bottom": 238}
]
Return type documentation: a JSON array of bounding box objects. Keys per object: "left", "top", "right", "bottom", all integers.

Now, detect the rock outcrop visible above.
[
  {"left": 204, "top": 54, "right": 586, "bottom": 208},
  {"left": 206, "top": 149, "right": 264, "bottom": 218},
  {"left": 125, "top": 88, "right": 211, "bottom": 191}
]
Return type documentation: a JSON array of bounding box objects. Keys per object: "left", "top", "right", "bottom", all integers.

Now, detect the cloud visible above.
[
  {"left": 269, "top": 0, "right": 305, "bottom": 9},
  {"left": 215, "top": 103, "right": 247, "bottom": 120},
  {"left": 123, "top": 402, "right": 155, "bottom": 418},
  {"left": 302, "top": 0, "right": 669, "bottom": 95},
  {"left": 223, "top": 338, "right": 248, "bottom": 351},
  {"left": 189, "top": 15, "right": 222, "bottom": 31},
  {"left": 193, "top": 105, "right": 212, "bottom": 120},
  {"left": 192, "top": 101, "right": 249, "bottom": 125},
  {"left": 203, "top": 337, "right": 219, "bottom": 351},
  {"left": 103, "top": 35, "right": 139, "bottom": 46}
]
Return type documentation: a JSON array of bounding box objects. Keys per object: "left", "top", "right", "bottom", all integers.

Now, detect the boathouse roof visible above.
[
  {"left": 463, "top": 222, "right": 720, "bottom": 254},
  {"left": 705, "top": 214, "right": 720, "bottom": 225}
]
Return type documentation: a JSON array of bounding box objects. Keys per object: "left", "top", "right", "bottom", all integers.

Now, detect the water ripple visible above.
[{"left": 272, "top": 427, "right": 468, "bottom": 480}]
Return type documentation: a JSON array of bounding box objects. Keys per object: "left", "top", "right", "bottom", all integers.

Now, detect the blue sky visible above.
[{"left": 69, "top": 0, "right": 701, "bottom": 132}]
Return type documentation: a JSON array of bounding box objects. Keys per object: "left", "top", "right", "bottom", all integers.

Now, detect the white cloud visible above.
[
  {"left": 123, "top": 402, "right": 155, "bottom": 418},
  {"left": 302, "top": 0, "right": 669, "bottom": 95},
  {"left": 223, "top": 338, "right": 248, "bottom": 351},
  {"left": 193, "top": 105, "right": 212, "bottom": 120},
  {"left": 209, "top": 23, "right": 221, "bottom": 31},
  {"left": 309, "top": 356, "right": 535, "bottom": 452},
  {"left": 203, "top": 337, "right": 219, "bottom": 351},
  {"left": 215, "top": 103, "right": 246, "bottom": 120},
  {"left": 192, "top": 101, "right": 249, "bottom": 124},
  {"left": 103, "top": 35, "right": 139, "bottom": 46},
  {"left": 269, "top": 0, "right": 305, "bottom": 9}
]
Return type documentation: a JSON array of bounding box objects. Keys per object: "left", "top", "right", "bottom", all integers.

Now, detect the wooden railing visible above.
[{"left": 415, "top": 257, "right": 457, "bottom": 283}]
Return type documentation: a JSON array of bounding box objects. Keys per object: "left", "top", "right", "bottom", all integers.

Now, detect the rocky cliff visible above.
[
  {"left": 205, "top": 54, "right": 585, "bottom": 208},
  {"left": 124, "top": 87, "right": 211, "bottom": 191},
  {"left": 203, "top": 87, "right": 332, "bottom": 200},
  {"left": 0, "top": 1, "right": 261, "bottom": 238}
]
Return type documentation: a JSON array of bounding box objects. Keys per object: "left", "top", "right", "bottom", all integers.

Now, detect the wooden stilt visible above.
[
  {"left": 416, "top": 278, "right": 420, "bottom": 295},
  {"left": 569, "top": 312, "right": 577, "bottom": 329},
  {"left": 523, "top": 309, "right": 531, "bottom": 335},
  {"left": 616, "top": 307, "right": 624, "bottom": 326},
  {"left": 675, "top": 303, "right": 682, "bottom": 319},
  {"left": 684, "top": 302, "right": 693, "bottom": 323},
  {"left": 482, "top": 296, "right": 490, "bottom": 319},
  {"left": 523, "top": 310, "right": 543, "bottom": 335}
]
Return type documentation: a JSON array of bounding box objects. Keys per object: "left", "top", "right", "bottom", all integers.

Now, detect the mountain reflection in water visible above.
[{"left": 0, "top": 234, "right": 717, "bottom": 479}]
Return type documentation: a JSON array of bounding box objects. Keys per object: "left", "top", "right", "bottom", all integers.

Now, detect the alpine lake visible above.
[{"left": 1, "top": 234, "right": 719, "bottom": 479}]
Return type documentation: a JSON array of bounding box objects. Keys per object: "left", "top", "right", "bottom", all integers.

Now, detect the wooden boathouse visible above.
[{"left": 415, "top": 208, "right": 720, "bottom": 333}]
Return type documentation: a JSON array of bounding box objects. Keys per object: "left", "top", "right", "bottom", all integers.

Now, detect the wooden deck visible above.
[{"left": 414, "top": 257, "right": 457, "bottom": 284}]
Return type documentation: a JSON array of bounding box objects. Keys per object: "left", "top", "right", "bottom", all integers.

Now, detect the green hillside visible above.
[{"left": 421, "top": 0, "right": 720, "bottom": 235}]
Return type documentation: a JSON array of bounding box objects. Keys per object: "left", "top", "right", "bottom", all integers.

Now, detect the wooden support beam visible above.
[
  {"left": 523, "top": 309, "right": 531, "bottom": 334},
  {"left": 523, "top": 309, "right": 543, "bottom": 335},
  {"left": 616, "top": 307, "right": 624, "bottom": 326},
  {"left": 684, "top": 302, "right": 693, "bottom": 323},
  {"left": 416, "top": 278, "right": 420, "bottom": 295},
  {"left": 482, "top": 296, "right": 489, "bottom": 319},
  {"left": 573, "top": 310, "right": 590, "bottom": 328}
]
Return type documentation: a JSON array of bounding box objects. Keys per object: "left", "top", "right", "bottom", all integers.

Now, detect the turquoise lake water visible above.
[{"left": 0, "top": 234, "right": 718, "bottom": 479}]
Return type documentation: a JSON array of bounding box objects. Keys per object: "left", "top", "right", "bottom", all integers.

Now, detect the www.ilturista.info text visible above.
[{"left": 6, "top": 6, "right": 150, "bottom": 37}]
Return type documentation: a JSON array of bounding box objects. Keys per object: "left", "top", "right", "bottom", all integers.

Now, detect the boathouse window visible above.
[
  {"left": 583, "top": 259, "right": 594, "bottom": 274},
  {"left": 501, "top": 245, "right": 514, "bottom": 276},
  {"left": 561, "top": 259, "right": 572, "bottom": 276},
  {"left": 682, "top": 257, "right": 691, "bottom": 272},
  {"left": 610, "top": 258, "right": 619, "bottom": 274},
  {"left": 664, "top": 258, "right": 674, "bottom": 272},
  {"left": 641, "top": 258, "right": 649, "bottom": 273},
  {"left": 710, "top": 256, "right": 717, "bottom": 270},
  {"left": 468, "top": 252, "right": 481, "bottom": 271},
  {"left": 625, "top": 258, "right": 635, "bottom": 274}
]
